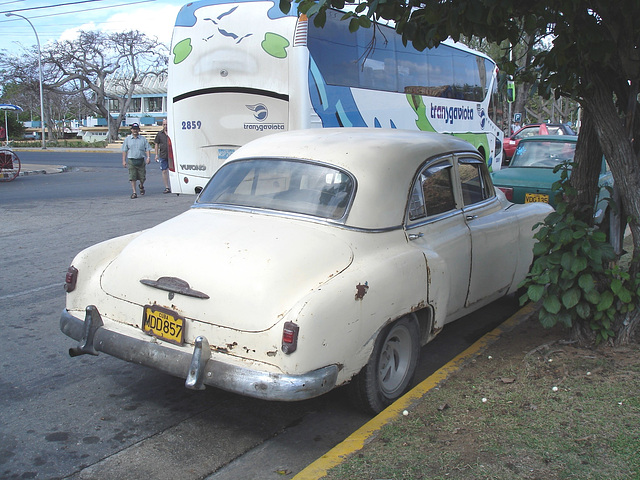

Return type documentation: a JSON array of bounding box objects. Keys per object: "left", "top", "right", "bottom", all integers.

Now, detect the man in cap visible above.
[{"left": 121, "top": 123, "right": 151, "bottom": 198}]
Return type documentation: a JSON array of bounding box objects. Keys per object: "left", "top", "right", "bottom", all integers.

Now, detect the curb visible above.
[
  {"left": 11, "top": 147, "right": 120, "bottom": 153},
  {"left": 18, "top": 165, "right": 70, "bottom": 176},
  {"left": 292, "top": 301, "right": 539, "bottom": 480},
  {"left": 1, "top": 166, "right": 67, "bottom": 179}
]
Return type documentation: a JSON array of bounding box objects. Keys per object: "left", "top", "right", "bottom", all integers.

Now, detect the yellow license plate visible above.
[
  {"left": 143, "top": 305, "right": 185, "bottom": 345},
  {"left": 525, "top": 193, "right": 549, "bottom": 203}
]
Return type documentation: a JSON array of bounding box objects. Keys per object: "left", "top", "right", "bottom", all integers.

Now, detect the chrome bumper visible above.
[{"left": 60, "top": 306, "right": 338, "bottom": 401}]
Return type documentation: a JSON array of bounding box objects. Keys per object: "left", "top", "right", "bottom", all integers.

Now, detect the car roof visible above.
[
  {"left": 522, "top": 123, "right": 567, "bottom": 127},
  {"left": 518, "top": 135, "right": 578, "bottom": 143},
  {"left": 513, "top": 124, "right": 576, "bottom": 136},
  {"left": 225, "top": 128, "right": 479, "bottom": 229}
]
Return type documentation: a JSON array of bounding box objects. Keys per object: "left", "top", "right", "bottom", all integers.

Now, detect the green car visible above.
[
  {"left": 492, "top": 135, "right": 612, "bottom": 215},
  {"left": 491, "top": 135, "right": 624, "bottom": 251}
]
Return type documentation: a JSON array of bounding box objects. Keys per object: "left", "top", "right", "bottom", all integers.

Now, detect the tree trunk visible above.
[
  {"left": 513, "top": 81, "right": 531, "bottom": 124},
  {"left": 571, "top": 321, "right": 597, "bottom": 346},
  {"left": 108, "top": 117, "right": 121, "bottom": 144},
  {"left": 583, "top": 84, "right": 640, "bottom": 275},
  {"left": 569, "top": 109, "right": 602, "bottom": 225},
  {"left": 615, "top": 310, "right": 640, "bottom": 345},
  {"left": 581, "top": 75, "right": 640, "bottom": 345}
]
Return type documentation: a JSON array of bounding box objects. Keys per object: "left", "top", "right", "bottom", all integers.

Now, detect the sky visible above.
[{"left": 0, "top": 0, "right": 186, "bottom": 56}]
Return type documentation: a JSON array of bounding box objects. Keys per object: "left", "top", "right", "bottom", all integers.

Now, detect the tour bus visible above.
[{"left": 167, "top": 0, "right": 504, "bottom": 194}]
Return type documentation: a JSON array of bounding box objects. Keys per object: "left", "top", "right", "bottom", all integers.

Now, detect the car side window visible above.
[
  {"left": 408, "top": 161, "right": 456, "bottom": 220},
  {"left": 459, "top": 158, "right": 494, "bottom": 206},
  {"left": 516, "top": 127, "right": 537, "bottom": 140}
]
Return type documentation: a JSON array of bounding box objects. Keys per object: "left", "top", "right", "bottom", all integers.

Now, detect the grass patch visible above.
[{"left": 324, "top": 320, "right": 640, "bottom": 480}]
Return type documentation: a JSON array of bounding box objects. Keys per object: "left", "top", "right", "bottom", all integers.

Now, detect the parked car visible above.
[
  {"left": 492, "top": 136, "right": 617, "bottom": 236},
  {"left": 60, "top": 128, "right": 552, "bottom": 414},
  {"left": 503, "top": 123, "right": 576, "bottom": 161}
]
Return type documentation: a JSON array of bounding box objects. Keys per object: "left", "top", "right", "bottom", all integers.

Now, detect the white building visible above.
[{"left": 84, "top": 73, "right": 168, "bottom": 128}]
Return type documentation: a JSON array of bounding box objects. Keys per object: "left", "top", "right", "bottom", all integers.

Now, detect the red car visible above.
[{"left": 503, "top": 123, "right": 576, "bottom": 161}]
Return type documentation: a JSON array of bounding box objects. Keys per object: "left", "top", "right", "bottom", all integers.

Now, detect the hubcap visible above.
[{"left": 378, "top": 324, "right": 412, "bottom": 395}]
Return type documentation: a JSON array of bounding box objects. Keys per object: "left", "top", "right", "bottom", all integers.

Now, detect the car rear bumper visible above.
[{"left": 60, "top": 307, "right": 338, "bottom": 401}]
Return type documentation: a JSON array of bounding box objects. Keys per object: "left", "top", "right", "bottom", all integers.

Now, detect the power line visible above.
[
  {"left": 1, "top": 0, "right": 169, "bottom": 49},
  {"left": 0, "top": 0, "right": 114, "bottom": 15},
  {"left": 1, "top": 0, "right": 157, "bottom": 26}
]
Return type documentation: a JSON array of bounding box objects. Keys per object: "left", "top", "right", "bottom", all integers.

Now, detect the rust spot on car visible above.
[
  {"left": 355, "top": 282, "right": 369, "bottom": 300},
  {"left": 266, "top": 350, "right": 278, "bottom": 357},
  {"left": 411, "top": 301, "right": 426, "bottom": 312},
  {"left": 226, "top": 342, "right": 237, "bottom": 350}
]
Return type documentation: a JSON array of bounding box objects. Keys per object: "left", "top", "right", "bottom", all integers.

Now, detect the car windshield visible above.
[
  {"left": 196, "top": 158, "right": 355, "bottom": 220},
  {"left": 510, "top": 141, "right": 576, "bottom": 168}
]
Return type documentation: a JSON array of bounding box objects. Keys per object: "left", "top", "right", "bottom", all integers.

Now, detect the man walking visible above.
[
  {"left": 122, "top": 123, "right": 151, "bottom": 199},
  {"left": 154, "top": 119, "right": 171, "bottom": 193}
]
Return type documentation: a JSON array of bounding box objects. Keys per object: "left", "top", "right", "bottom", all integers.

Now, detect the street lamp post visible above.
[{"left": 6, "top": 12, "right": 46, "bottom": 149}]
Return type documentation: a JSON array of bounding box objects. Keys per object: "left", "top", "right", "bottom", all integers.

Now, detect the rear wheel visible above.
[
  {"left": 0, "top": 148, "right": 20, "bottom": 182},
  {"left": 348, "top": 315, "right": 420, "bottom": 414}
]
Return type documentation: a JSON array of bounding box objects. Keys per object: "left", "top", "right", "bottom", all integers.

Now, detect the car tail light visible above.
[
  {"left": 497, "top": 187, "right": 513, "bottom": 201},
  {"left": 64, "top": 266, "right": 78, "bottom": 292},
  {"left": 282, "top": 321, "right": 299, "bottom": 354}
]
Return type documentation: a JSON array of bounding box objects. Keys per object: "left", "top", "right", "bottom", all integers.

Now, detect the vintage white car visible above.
[{"left": 61, "top": 128, "right": 552, "bottom": 413}]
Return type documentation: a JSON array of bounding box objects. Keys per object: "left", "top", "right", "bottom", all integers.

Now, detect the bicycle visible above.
[{"left": 0, "top": 146, "right": 21, "bottom": 182}]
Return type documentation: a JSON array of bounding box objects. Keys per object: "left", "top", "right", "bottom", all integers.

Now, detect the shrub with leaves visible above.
[{"left": 520, "top": 163, "right": 640, "bottom": 344}]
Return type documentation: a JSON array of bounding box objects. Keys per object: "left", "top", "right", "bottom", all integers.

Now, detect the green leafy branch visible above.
[{"left": 519, "top": 163, "right": 640, "bottom": 344}]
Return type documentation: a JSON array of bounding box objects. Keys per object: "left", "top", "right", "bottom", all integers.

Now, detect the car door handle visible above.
[
  {"left": 466, "top": 215, "right": 478, "bottom": 221},
  {"left": 408, "top": 233, "right": 424, "bottom": 241}
]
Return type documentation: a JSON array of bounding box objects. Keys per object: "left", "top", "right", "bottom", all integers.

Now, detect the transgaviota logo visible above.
[{"left": 246, "top": 103, "right": 268, "bottom": 122}]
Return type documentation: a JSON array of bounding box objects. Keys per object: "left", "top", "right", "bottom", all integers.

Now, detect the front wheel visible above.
[{"left": 348, "top": 315, "right": 421, "bottom": 414}]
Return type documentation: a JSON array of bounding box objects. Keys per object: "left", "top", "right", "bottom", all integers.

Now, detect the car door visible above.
[
  {"left": 405, "top": 156, "right": 472, "bottom": 323},
  {"left": 456, "top": 156, "right": 519, "bottom": 307}
]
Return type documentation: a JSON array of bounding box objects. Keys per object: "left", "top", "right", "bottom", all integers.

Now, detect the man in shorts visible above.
[
  {"left": 154, "top": 119, "right": 171, "bottom": 193},
  {"left": 121, "top": 123, "right": 151, "bottom": 199}
]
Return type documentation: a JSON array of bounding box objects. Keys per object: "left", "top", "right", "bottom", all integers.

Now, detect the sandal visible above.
[
  {"left": 139, "top": 184, "right": 145, "bottom": 196},
  {"left": 131, "top": 193, "right": 137, "bottom": 199},
  {"left": 163, "top": 188, "right": 171, "bottom": 194}
]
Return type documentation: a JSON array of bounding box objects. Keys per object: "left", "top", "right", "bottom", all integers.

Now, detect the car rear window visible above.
[
  {"left": 197, "top": 159, "right": 355, "bottom": 220},
  {"left": 511, "top": 141, "right": 576, "bottom": 168}
]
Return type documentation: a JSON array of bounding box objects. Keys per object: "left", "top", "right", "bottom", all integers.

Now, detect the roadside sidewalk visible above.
[{"left": 9, "top": 145, "right": 120, "bottom": 177}]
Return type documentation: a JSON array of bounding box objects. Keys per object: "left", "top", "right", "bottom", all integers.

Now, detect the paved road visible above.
[{"left": 0, "top": 150, "right": 519, "bottom": 480}]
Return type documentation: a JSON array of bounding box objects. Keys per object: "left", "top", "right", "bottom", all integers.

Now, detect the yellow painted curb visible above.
[{"left": 292, "top": 302, "right": 539, "bottom": 480}]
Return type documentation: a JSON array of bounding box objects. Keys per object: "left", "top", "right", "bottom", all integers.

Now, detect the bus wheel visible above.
[{"left": 348, "top": 314, "right": 420, "bottom": 414}]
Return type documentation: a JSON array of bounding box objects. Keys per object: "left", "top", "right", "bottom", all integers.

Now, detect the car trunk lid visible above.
[{"left": 100, "top": 208, "right": 354, "bottom": 332}]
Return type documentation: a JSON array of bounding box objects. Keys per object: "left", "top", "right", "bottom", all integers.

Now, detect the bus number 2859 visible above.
[{"left": 182, "top": 120, "right": 202, "bottom": 130}]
